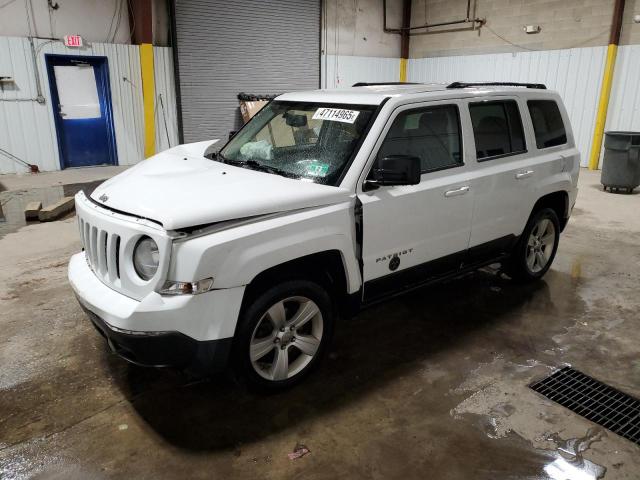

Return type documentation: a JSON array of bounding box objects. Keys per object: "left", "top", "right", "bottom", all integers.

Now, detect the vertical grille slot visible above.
[
  {"left": 84, "top": 221, "right": 91, "bottom": 260},
  {"left": 115, "top": 236, "right": 121, "bottom": 279},
  {"left": 98, "top": 230, "right": 108, "bottom": 275},
  {"left": 78, "top": 219, "right": 85, "bottom": 248},
  {"left": 106, "top": 233, "right": 121, "bottom": 281},
  {"left": 89, "top": 226, "right": 98, "bottom": 270}
]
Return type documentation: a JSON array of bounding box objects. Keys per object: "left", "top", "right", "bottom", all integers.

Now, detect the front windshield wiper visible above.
[{"left": 218, "top": 155, "right": 296, "bottom": 179}]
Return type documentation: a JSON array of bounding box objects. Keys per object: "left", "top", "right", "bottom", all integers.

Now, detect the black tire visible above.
[
  {"left": 507, "top": 208, "right": 560, "bottom": 283},
  {"left": 232, "top": 279, "right": 335, "bottom": 391}
]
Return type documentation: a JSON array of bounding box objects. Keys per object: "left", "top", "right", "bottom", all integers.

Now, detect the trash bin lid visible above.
[
  {"left": 605, "top": 131, "right": 640, "bottom": 147},
  {"left": 605, "top": 131, "right": 640, "bottom": 136}
]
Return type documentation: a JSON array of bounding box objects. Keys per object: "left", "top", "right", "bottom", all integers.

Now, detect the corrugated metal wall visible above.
[
  {"left": 322, "top": 55, "right": 400, "bottom": 89},
  {"left": 408, "top": 47, "right": 609, "bottom": 167},
  {"left": 0, "top": 37, "right": 58, "bottom": 174},
  {"left": 0, "top": 37, "right": 178, "bottom": 174},
  {"left": 2, "top": 33, "right": 639, "bottom": 174},
  {"left": 154, "top": 47, "right": 180, "bottom": 152},
  {"left": 605, "top": 44, "right": 640, "bottom": 161},
  {"left": 173, "top": 0, "right": 321, "bottom": 144}
]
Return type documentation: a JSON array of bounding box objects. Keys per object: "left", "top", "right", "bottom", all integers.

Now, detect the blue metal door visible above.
[{"left": 46, "top": 55, "right": 117, "bottom": 168}]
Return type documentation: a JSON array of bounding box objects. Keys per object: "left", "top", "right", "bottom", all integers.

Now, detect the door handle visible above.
[
  {"left": 515, "top": 170, "right": 534, "bottom": 179},
  {"left": 444, "top": 185, "right": 470, "bottom": 197}
]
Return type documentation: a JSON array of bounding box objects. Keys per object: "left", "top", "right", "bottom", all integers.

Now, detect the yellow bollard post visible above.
[
  {"left": 589, "top": 44, "right": 617, "bottom": 170},
  {"left": 140, "top": 43, "right": 156, "bottom": 159},
  {"left": 588, "top": 0, "right": 625, "bottom": 170},
  {"left": 399, "top": 58, "right": 407, "bottom": 82}
]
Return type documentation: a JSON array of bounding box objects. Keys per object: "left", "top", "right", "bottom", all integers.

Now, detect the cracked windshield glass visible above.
[{"left": 218, "top": 102, "right": 376, "bottom": 185}]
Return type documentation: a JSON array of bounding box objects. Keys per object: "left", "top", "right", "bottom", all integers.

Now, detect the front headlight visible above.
[{"left": 133, "top": 236, "right": 159, "bottom": 280}]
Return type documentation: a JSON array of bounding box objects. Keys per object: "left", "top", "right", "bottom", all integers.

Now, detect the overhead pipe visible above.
[
  {"left": 28, "top": 37, "right": 45, "bottom": 104},
  {"left": 588, "top": 0, "right": 626, "bottom": 170}
]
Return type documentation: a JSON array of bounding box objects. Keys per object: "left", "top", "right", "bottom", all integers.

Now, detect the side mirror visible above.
[{"left": 366, "top": 155, "right": 421, "bottom": 188}]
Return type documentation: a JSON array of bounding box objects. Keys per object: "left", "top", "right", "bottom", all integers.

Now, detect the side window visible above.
[
  {"left": 470, "top": 100, "right": 526, "bottom": 160},
  {"left": 527, "top": 100, "right": 567, "bottom": 149},
  {"left": 377, "top": 105, "right": 463, "bottom": 173}
]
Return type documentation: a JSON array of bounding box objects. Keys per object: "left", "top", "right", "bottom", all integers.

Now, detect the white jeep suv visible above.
[{"left": 69, "top": 82, "right": 579, "bottom": 389}]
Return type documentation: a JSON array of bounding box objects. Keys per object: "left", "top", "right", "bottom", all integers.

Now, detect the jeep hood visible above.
[{"left": 90, "top": 141, "right": 352, "bottom": 230}]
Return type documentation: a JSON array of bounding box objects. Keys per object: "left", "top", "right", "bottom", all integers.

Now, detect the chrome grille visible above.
[
  {"left": 79, "top": 217, "right": 121, "bottom": 281},
  {"left": 75, "top": 191, "right": 170, "bottom": 300}
]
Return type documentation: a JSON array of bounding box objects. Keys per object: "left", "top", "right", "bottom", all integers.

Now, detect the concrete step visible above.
[
  {"left": 39, "top": 197, "right": 75, "bottom": 222},
  {"left": 24, "top": 201, "right": 42, "bottom": 221}
]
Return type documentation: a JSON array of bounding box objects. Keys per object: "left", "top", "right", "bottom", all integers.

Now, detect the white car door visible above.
[
  {"left": 464, "top": 96, "right": 538, "bottom": 262},
  {"left": 357, "top": 100, "right": 475, "bottom": 302}
]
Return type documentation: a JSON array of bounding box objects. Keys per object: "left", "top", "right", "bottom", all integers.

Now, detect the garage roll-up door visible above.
[{"left": 173, "top": 0, "right": 320, "bottom": 144}]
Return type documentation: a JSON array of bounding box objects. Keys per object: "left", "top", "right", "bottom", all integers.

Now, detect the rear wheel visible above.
[
  {"left": 233, "top": 279, "right": 334, "bottom": 391},
  {"left": 507, "top": 208, "right": 560, "bottom": 282}
]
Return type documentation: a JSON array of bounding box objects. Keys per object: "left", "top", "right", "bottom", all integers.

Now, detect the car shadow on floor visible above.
[{"left": 111, "top": 269, "right": 561, "bottom": 451}]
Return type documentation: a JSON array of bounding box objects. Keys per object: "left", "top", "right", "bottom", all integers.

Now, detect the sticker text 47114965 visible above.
[{"left": 312, "top": 108, "right": 360, "bottom": 124}]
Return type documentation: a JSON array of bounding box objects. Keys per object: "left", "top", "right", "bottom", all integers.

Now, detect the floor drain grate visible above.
[{"left": 530, "top": 367, "right": 640, "bottom": 445}]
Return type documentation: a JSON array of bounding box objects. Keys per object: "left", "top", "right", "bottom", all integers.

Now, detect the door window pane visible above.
[
  {"left": 378, "top": 105, "right": 462, "bottom": 173},
  {"left": 54, "top": 64, "right": 101, "bottom": 119},
  {"left": 470, "top": 100, "right": 526, "bottom": 160},
  {"left": 527, "top": 100, "right": 567, "bottom": 149}
]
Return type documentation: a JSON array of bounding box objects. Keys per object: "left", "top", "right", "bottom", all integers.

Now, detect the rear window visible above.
[
  {"left": 470, "top": 100, "right": 526, "bottom": 160},
  {"left": 528, "top": 100, "right": 567, "bottom": 149}
]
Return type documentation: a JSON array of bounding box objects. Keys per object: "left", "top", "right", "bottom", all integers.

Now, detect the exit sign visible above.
[{"left": 64, "top": 35, "right": 83, "bottom": 47}]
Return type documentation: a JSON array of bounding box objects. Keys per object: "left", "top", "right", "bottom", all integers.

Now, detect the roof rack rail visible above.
[
  {"left": 352, "top": 82, "right": 420, "bottom": 87},
  {"left": 446, "top": 81, "right": 547, "bottom": 90}
]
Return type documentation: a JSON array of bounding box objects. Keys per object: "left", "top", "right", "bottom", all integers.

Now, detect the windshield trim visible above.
[
  {"left": 214, "top": 100, "right": 385, "bottom": 186},
  {"left": 334, "top": 97, "right": 389, "bottom": 187}
]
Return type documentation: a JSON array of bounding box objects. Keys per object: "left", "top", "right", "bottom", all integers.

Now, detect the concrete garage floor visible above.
[{"left": 1, "top": 169, "right": 639, "bottom": 479}]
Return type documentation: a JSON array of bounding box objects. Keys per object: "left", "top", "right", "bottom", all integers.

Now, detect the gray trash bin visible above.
[{"left": 601, "top": 131, "right": 640, "bottom": 194}]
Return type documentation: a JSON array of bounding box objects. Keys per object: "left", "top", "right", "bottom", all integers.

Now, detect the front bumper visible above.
[
  {"left": 69, "top": 252, "right": 245, "bottom": 372},
  {"left": 83, "top": 305, "right": 231, "bottom": 371}
]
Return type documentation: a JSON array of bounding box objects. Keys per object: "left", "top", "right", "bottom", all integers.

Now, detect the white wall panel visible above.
[
  {"left": 322, "top": 54, "right": 400, "bottom": 89},
  {"left": 408, "top": 47, "right": 608, "bottom": 167},
  {"left": 154, "top": 47, "right": 179, "bottom": 153},
  {"left": 83, "top": 41, "right": 145, "bottom": 168},
  {"left": 0, "top": 36, "right": 56, "bottom": 174},
  {"left": 605, "top": 45, "right": 640, "bottom": 160},
  {"left": 0, "top": 37, "right": 177, "bottom": 174}
]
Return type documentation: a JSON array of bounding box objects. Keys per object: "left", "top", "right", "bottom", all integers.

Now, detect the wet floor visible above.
[
  {"left": 0, "top": 170, "right": 639, "bottom": 479},
  {"left": 0, "top": 180, "right": 104, "bottom": 238}
]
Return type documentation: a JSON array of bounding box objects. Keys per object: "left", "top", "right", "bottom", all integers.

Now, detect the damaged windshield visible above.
[{"left": 217, "top": 101, "right": 377, "bottom": 185}]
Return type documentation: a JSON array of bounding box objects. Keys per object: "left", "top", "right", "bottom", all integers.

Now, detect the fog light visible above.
[{"left": 159, "top": 277, "right": 214, "bottom": 296}]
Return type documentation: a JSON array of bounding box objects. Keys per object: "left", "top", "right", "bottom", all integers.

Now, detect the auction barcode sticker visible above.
[{"left": 312, "top": 108, "right": 360, "bottom": 124}]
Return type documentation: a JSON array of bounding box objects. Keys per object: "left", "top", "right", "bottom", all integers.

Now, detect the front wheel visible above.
[
  {"left": 233, "top": 279, "right": 334, "bottom": 391},
  {"left": 507, "top": 208, "right": 560, "bottom": 283}
]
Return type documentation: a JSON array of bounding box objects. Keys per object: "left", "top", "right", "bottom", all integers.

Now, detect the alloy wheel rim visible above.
[
  {"left": 526, "top": 217, "right": 556, "bottom": 273},
  {"left": 250, "top": 296, "right": 323, "bottom": 381}
]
